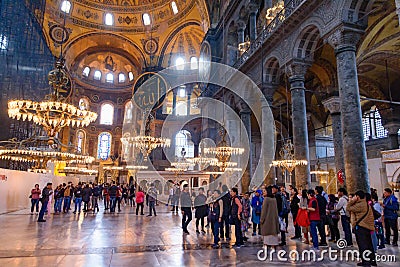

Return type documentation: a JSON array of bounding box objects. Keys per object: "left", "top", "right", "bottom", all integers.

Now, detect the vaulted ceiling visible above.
[{"left": 37, "top": 0, "right": 210, "bottom": 91}]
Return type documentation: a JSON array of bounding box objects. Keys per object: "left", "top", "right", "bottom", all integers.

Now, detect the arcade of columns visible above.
[{"left": 206, "top": 0, "right": 400, "bottom": 194}]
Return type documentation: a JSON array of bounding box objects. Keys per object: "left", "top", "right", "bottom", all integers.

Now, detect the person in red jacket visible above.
[
  {"left": 30, "top": 184, "right": 41, "bottom": 214},
  {"left": 305, "top": 189, "right": 320, "bottom": 251},
  {"left": 135, "top": 188, "right": 145, "bottom": 215}
]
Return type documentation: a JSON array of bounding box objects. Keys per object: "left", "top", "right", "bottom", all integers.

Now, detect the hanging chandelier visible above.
[
  {"left": 7, "top": 58, "right": 97, "bottom": 144},
  {"left": 271, "top": 139, "right": 308, "bottom": 173},
  {"left": 59, "top": 167, "right": 98, "bottom": 175},
  {"left": 204, "top": 128, "right": 244, "bottom": 172},
  {"left": 121, "top": 111, "right": 170, "bottom": 161}
]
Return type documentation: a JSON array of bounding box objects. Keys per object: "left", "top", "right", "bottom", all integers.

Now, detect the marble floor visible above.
[{"left": 0, "top": 204, "right": 398, "bottom": 267}]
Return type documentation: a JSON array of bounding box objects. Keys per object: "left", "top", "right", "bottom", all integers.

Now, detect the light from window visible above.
[
  {"left": 61, "top": 0, "right": 72, "bottom": 14},
  {"left": 143, "top": 13, "right": 151, "bottom": 26},
  {"left": 100, "top": 103, "right": 114, "bottom": 125},
  {"left": 0, "top": 34, "right": 8, "bottom": 50},
  {"left": 175, "top": 130, "right": 194, "bottom": 158},
  {"left": 124, "top": 101, "right": 133, "bottom": 122},
  {"left": 118, "top": 73, "right": 126, "bottom": 83},
  {"left": 175, "top": 57, "right": 185, "bottom": 70},
  {"left": 76, "top": 131, "right": 85, "bottom": 153},
  {"left": 82, "top": 67, "right": 90, "bottom": 77},
  {"left": 171, "top": 1, "right": 179, "bottom": 14},
  {"left": 190, "top": 57, "right": 198, "bottom": 70},
  {"left": 179, "top": 87, "right": 186, "bottom": 98},
  {"left": 128, "top": 72, "right": 134, "bottom": 81},
  {"left": 97, "top": 132, "right": 112, "bottom": 160},
  {"left": 105, "top": 13, "right": 114, "bottom": 26},
  {"left": 176, "top": 102, "right": 187, "bottom": 116},
  {"left": 94, "top": 70, "right": 102, "bottom": 80},
  {"left": 79, "top": 98, "right": 89, "bottom": 110},
  {"left": 106, "top": 73, "right": 114, "bottom": 83}
]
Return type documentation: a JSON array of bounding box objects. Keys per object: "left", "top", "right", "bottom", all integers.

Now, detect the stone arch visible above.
[
  {"left": 264, "top": 57, "right": 281, "bottom": 84},
  {"left": 341, "top": 0, "right": 376, "bottom": 25},
  {"left": 293, "top": 25, "right": 321, "bottom": 60}
]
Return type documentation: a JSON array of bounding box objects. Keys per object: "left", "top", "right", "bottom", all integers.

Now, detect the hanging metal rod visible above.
[{"left": 360, "top": 97, "right": 400, "bottom": 105}]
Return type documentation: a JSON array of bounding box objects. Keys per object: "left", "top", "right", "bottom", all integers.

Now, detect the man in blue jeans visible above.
[
  {"left": 305, "top": 189, "right": 320, "bottom": 251},
  {"left": 331, "top": 188, "right": 353, "bottom": 246},
  {"left": 383, "top": 188, "right": 399, "bottom": 246},
  {"left": 211, "top": 190, "right": 224, "bottom": 248},
  {"left": 108, "top": 181, "right": 118, "bottom": 213},
  {"left": 73, "top": 183, "right": 83, "bottom": 214},
  {"left": 38, "top": 183, "right": 53, "bottom": 222}
]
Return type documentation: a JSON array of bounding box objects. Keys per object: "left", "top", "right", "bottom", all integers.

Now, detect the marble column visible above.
[
  {"left": 237, "top": 20, "right": 246, "bottom": 44},
  {"left": 396, "top": 0, "right": 400, "bottom": 25},
  {"left": 287, "top": 61, "right": 311, "bottom": 190},
  {"left": 240, "top": 108, "right": 252, "bottom": 192},
  {"left": 261, "top": 83, "right": 277, "bottom": 186},
  {"left": 172, "top": 89, "right": 177, "bottom": 116},
  {"left": 248, "top": 3, "right": 258, "bottom": 41},
  {"left": 328, "top": 27, "right": 369, "bottom": 193},
  {"left": 322, "top": 96, "right": 346, "bottom": 186}
]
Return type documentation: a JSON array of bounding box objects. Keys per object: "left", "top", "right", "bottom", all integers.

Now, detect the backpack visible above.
[
  {"left": 389, "top": 196, "right": 400, "bottom": 217},
  {"left": 280, "top": 193, "right": 290, "bottom": 216}
]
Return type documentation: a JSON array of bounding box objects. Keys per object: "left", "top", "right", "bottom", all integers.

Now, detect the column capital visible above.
[
  {"left": 286, "top": 59, "right": 312, "bottom": 80},
  {"left": 322, "top": 96, "right": 341, "bottom": 115},
  {"left": 326, "top": 23, "right": 364, "bottom": 53},
  {"left": 384, "top": 121, "right": 400, "bottom": 135},
  {"left": 248, "top": 2, "right": 259, "bottom": 15},
  {"left": 260, "top": 83, "right": 278, "bottom": 106},
  {"left": 237, "top": 20, "right": 246, "bottom": 31}
]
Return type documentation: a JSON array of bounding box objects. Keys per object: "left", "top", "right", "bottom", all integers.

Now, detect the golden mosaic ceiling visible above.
[{"left": 38, "top": 0, "right": 210, "bottom": 91}]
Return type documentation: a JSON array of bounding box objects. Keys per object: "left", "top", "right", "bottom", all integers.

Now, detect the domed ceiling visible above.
[{"left": 36, "top": 0, "right": 210, "bottom": 91}]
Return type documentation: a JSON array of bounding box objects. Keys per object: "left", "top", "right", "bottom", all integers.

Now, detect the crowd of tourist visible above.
[{"left": 30, "top": 181, "right": 399, "bottom": 266}]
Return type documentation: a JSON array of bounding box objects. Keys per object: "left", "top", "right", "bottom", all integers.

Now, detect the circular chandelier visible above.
[
  {"left": 7, "top": 58, "right": 97, "bottom": 143},
  {"left": 271, "top": 139, "right": 307, "bottom": 173}
]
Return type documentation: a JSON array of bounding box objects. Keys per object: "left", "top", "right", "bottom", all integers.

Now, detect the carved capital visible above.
[
  {"left": 384, "top": 122, "right": 400, "bottom": 135},
  {"left": 248, "top": 2, "right": 259, "bottom": 15},
  {"left": 326, "top": 24, "right": 364, "bottom": 52},
  {"left": 322, "top": 96, "right": 341, "bottom": 115},
  {"left": 286, "top": 59, "right": 312, "bottom": 79},
  {"left": 236, "top": 20, "right": 246, "bottom": 31}
]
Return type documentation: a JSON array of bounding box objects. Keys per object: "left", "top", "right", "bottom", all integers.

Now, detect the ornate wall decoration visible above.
[
  {"left": 76, "top": 8, "right": 100, "bottom": 20},
  {"left": 118, "top": 15, "right": 139, "bottom": 25},
  {"left": 48, "top": 22, "right": 71, "bottom": 45},
  {"left": 92, "top": 94, "right": 100, "bottom": 102},
  {"left": 117, "top": 97, "right": 124, "bottom": 105},
  {"left": 142, "top": 38, "right": 159, "bottom": 55}
]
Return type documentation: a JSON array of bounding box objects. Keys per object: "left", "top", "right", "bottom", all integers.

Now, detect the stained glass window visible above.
[
  {"left": 118, "top": 73, "right": 126, "bottom": 83},
  {"left": 61, "top": 1, "right": 71, "bottom": 14},
  {"left": 97, "top": 132, "right": 112, "bottom": 160},
  {"left": 94, "top": 70, "right": 102, "bottom": 80},
  {"left": 82, "top": 67, "right": 90, "bottom": 77},
  {"left": 143, "top": 13, "right": 151, "bottom": 26},
  {"left": 105, "top": 13, "right": 114, "bottom": 26}
]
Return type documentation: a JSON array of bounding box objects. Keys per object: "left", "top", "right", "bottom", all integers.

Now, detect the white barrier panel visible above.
[{"left": 0, "top": 168, "right": 79, "bottom": 214}]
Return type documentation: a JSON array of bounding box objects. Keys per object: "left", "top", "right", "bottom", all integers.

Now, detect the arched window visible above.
[
  {"left": 106, "top": 73, "right": 114, "bottom": 83},
  {"left": 190, "top": 57, "right": 198, "bottom": 69},
  {"left": 118, "top": 73, "right": 126, "bottom": 83},
  {"left": 97, "top": 132, "right": 112, "bottom": 160},
  {"left": 100, "top": 103, "right": 114, "bottom": 125},
  {"left": 105, "top": 13, "right": 114, "bottom": 26},
  {"left": 76, "top": 130, "right": 86, "bottom": 153},
  {"left": 94, "top": 70, "right": 102, "bottom": 80},
  {"left": 0, "top": 34, "right": 8, "bottom": 50},
  {"left": 143, "top": 13, "right": 151, "bottom": 26},
  {"left": 175, "top": 57, "right": 185, "bottom": 70},
  {"left": 82, "top": 67, "right": 90, "bottom": 77},
  {"left": 178, "top": 87, "right": 186, "bottom": 98},
  {"left": 124, "top": 101, "right": 133, "bottom": 123},
  {"left": 78, "top": 98, "right": 89, "bottom": 111},
  {"left": 128, "top": 71, "right": 134, "bottom": 81},
  {"left": 362, "top": 106, "right": 388, "bottom": 140},
  {"left": 171, "top": 1, "right": 179, "bottom": 14},
  {"left": 175, "top": 130, "right": 194, "bottom": 158},
  {"left": 176, "top": 102, "right": 187, "bottom": 116},
  {"left": 60, "top": 0, "right": 71, "bottom": 14}
]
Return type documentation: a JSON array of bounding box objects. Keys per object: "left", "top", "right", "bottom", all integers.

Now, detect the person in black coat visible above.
[
  {"left": 290, "top": 187, "right": 301, "bottom": 239},
  {"left": 194, "top": 187, "right": 208, "bottom": 234},
  {"left": 82, "top": 184, "right": 92, "bottom": 212}
]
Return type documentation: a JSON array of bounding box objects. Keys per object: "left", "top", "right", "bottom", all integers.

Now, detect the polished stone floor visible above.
[{"left": 0, "top": 204, "right": 399, "bottom": 266}]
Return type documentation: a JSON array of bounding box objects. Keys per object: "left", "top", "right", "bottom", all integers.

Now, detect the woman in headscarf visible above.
[
  {"left": 260, "top": 186, "right": 280, "bottom": 249},
  {"left": 251, "top": 189, "right": 263, "bottom": 236}
]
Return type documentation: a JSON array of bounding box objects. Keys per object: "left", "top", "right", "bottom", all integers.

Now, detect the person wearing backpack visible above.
[
  {"left": 210, "top": 190, "right": 224, "bottom": 248},
  {"left": 147, "top": 183, "right": 157, "bottom": 216},
  {"left": 347, "top": 190, "right": 377, "bottom": 267},
  {"left": 372, "top": 194, "right": 385, "bottom": 249},
  {"left": 315, "top": 186, "right": 328, "bottom": 246},
  {"left": 272, "top": 185, "right": 287, "bottom": 246},
  {"left": 331, "top": 187, "right": 353, "bottom": 246},
  {"left": 251, "top": 190, "right": 263, "bottom": 236},
  {"left": 383, "top": 188, "right": 399, "bottom": 246}
]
